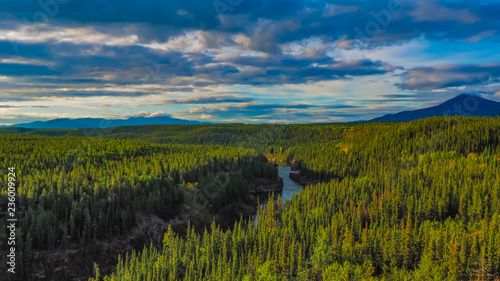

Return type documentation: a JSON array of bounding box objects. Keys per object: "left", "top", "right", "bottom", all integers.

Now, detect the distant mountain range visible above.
[
  {"left": 371, "top": 94, "right": 500, "bottom": 122},
  {"left": 9, "top": 116, "right": 202, "bottom": 129},
  {"left": 3, "top": 94, "right": 500, "bottom": 129}
]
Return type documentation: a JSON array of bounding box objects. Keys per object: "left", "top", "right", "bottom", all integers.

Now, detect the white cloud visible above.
[
  {"left": 0, "top": 58, "right": 54, "bottom": 67},
  {"left": 1, "top": 25, "right": 138, "bottom": 46},
  {"left": 199, "top": 114, "right": 213, "bottom": 119},
  {"left": 462, "top": 30, "right": 496, "bottom": 43},
  {"left": 132, "top": 111, "right": 171, "bottom": 118}
]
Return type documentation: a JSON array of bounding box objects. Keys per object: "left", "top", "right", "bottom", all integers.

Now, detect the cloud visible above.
[
  {"left": 0, "top": 25, "right": 139, "bottom": 46},
  {"left": 160, "top": 95, "right": 255, "bottom": 104},
  {"left": 199, "top": 114, "right": 213, "bottom": 120},
  {"left": 397, "top": 63, "right": 500, "bottom": 90},
  {"left": 132, "top": 111, "right": 172, "bottom": 118},
  {"left": 177, "top": 102, "right": 362, "bottom": 123},
  {"left": 0, "top": 112, "right": 71, "bottom": 126},
  {"left": 4, "top": 0, "right": 499, "bottom": 51},
  {"left": 380, "top": 94, "right": 416, "bottom": 99},
  {"left": 216, "top": 55, "right": 399, "bottom": 85},
  {"left": 410, "top": 0, "right": 479, "bottom": 23},
  {"left": 0, "top": 105, "right": 49, "bottom": 108},
  {"left": 322, "top": 5, "right": 359, "bottom": 18}
]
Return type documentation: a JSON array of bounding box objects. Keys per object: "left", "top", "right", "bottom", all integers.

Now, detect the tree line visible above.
[
  {"left": 0, "top": 135, "right": 277, "bottom": 279},
  {"left": 95, "top": 117, "right": 500, "bottom": 280}
]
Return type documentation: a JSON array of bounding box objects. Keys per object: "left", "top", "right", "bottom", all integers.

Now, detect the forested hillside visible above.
[
  {"left": 0, "top": 135, "right": 277, "bottom": 279},
  {"left": 2, "top": 117, "right": 500, "bottom": 280},
  {"left": 93, "top": 117, "right": 500, "bottom": 280},
  {"left": 67, "top": 123, "right": 348, "bottom": 158}
]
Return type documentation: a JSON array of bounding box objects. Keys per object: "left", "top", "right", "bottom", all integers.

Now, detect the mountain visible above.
[
  {"left": 10, "top": 116, "right": 202, "bottom": 129},
  {"left": 371, "top": 94, "right": 500, "bottom": 122}
]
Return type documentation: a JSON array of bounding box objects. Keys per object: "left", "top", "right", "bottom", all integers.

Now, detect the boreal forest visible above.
[{"left": 1, "top": 116, "right": 500, "bottom": 280}]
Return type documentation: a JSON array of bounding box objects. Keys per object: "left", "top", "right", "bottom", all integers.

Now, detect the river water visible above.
[{"left": 253, "top": 165, "right": 303, "bottom": 224}]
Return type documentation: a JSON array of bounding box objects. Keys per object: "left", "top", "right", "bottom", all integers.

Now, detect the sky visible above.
[{"left": 1, "top": 0, "right": 500, "bottom": 125}]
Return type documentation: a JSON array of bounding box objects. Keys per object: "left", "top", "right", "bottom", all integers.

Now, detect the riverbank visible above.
[
  {"left": 253, "top": 166, "right": 304, "bottom": 224},
  {"left": 288, "top": 172, "right": 320, "bottom": 186},
  {"left": 247, "top": 176, "right": 284, "bottom": 193}
]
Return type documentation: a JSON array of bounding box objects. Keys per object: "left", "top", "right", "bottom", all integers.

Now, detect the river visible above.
[{"left": 253, "top": 165, "right": 303, "bottom": 224}]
